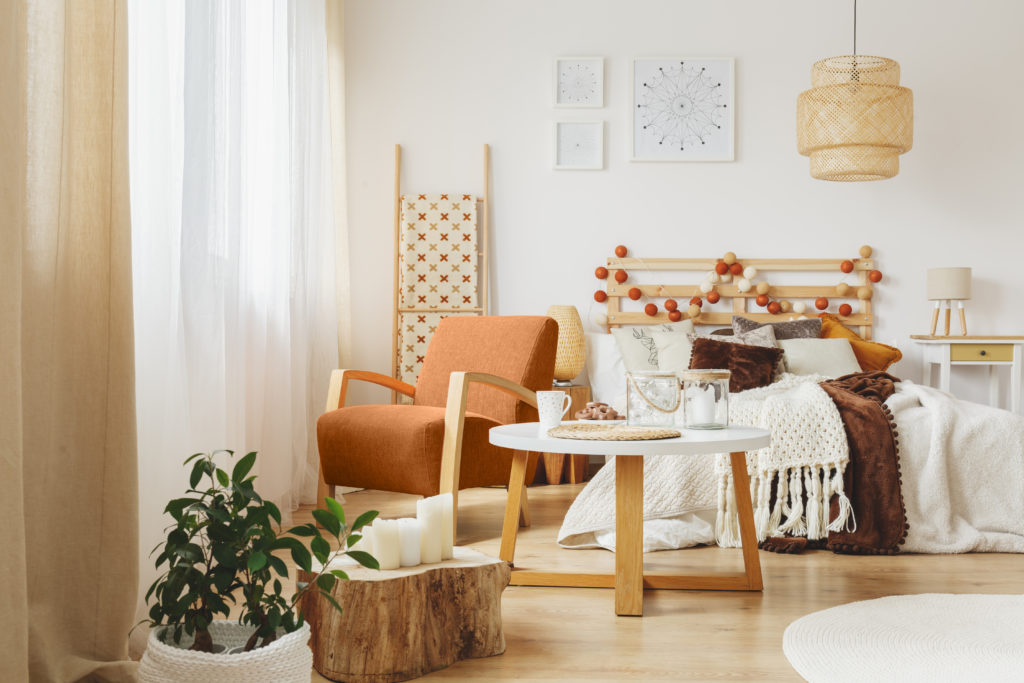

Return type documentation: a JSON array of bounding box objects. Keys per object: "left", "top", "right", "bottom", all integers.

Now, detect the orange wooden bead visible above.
[
  {"left": 594, "top": 290, "right": 607, "bottom": 303},
  {"left": 840, "top": 260, "right": 854, "bottom": 274},
  {"left": 755, "top": 294, "right": 770, "bottom": 307},
  {"left": 614, "top": 269, "right": 628, "bottom": 284},
  {"left": 869, "top": 270, "right": 883, "bottom": 283},
  {"left": 729, "top": 262, "right": 743, "bottom": 276},
  {"left": 644, "top": 303, "right": 658, "bottom": 316},
  {"left": 715, "top": 261, "right": 729, "bottom": 275},
  {"left": 767, "top": 301, "right": 782, "bottom": 314},
  {"left": 706, "top": 291, "right": 721, "bottom": 304},
  {"left": 595, "top": 266, "right": 608, "bottom": 279},
  {"left": 668, "top": 310, "right": 683, "bottom": 322},
  {"left": 689, "top": 296, "right": 703, "bottom": 307},
  {"left": 628, "top": 287, "right": 642, "bottom": 301},
  {"left": 838, "top": 303, "right": 853, "bottom": 316},
  {"left": 815, "top": 297, "right": 829, "bottom": 310},
  {"left": 615, "top": 245, "right": 628, "bottom": 258},
  {"left": 664, "top": 298, "right": 679, "bottom": 312}
]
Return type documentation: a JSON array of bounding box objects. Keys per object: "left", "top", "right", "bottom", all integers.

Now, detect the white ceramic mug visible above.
[{"left": 537, "top": 391, "right": 572, "bottom": 431}]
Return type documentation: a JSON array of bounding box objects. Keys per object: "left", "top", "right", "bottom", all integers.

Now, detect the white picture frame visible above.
[
  {"left": 554, "top": 57, "right": 604, "bottom": 108},
  {"left": 554, "top": 121, "right": 604, "bottom": 170},
  {"left": 632, "top": 57, "right": 735, "bottom": 162}
]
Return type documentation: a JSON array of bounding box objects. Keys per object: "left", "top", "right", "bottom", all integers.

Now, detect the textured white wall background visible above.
[{"left": 343, "top": 0, "right": 1024, "bottom": 406}]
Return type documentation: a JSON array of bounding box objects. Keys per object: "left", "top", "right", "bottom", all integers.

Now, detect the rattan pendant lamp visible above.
[{"left": 797, "top": 0, "right": 913, "bottom": 181}]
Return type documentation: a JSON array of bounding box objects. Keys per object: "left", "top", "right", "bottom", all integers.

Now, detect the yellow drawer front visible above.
[{"left": 950, "top": 344, "right": 1013, "bottom": 362}]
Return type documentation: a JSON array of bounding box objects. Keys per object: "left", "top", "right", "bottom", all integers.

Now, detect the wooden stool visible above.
[{"left": 299, "top": 547, "right": 509, "bottom": 682}]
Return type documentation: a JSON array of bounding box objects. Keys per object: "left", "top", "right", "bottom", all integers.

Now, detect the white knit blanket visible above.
[
  {"left": 887, "top": 382, "right": 1024, "bottom": 553},
  {"left": 558, "top": 374, "right": 851, "bottom": 550}
]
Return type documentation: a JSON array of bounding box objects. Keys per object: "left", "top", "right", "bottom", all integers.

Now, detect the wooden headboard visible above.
[{"left": 600, "top": 253, "right": 878, "bottom": 340}]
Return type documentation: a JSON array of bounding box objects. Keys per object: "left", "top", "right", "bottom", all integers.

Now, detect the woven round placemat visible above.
[{"left": 547, "top": 424, "right": 680, "bottom": 441}]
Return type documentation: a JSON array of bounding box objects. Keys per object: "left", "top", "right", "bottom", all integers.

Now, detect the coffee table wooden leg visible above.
[
  {"left": 569, "top": 454, "right": 587, "bottom": 483},
  {"left": 729, "top": 451, "right": 763, "bottom": 591},
  {"left": 500, "top": 451, "right": 530, "bottom": 564},
  {"left": 615, "top": 455, "right": 644, "bottom": 616},
  {"left": 543, "top": 452, "right": 566, "bottom": 484}
]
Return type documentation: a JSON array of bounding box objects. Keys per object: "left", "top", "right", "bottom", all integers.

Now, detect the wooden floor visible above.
[{"left": 299, "top": 484, "right": 1024, "bottom": 682}]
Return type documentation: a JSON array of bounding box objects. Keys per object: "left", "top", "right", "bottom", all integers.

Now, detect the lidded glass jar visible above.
[
  {"left": 681, "top": 369, "right": 730, "bottom": 430},
  {"left": 626, "top": 371, "right": 681, "bottom": 427}
]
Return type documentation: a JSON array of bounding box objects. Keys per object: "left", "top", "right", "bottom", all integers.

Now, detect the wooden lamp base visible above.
[{"left": 929, "top": 300, "right": 967, "bottom": 336}]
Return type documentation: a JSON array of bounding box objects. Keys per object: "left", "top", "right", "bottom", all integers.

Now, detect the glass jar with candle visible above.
[
  {"left": 681, "top": 369, "right": 730, "bottom": 429},
  {"left": 626, "top": 371, "right": 681, "bottom": 427}
]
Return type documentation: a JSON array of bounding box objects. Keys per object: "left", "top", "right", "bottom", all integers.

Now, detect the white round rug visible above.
[{"left": 783, "top": 593, "right": 1024, "bottom": 682}]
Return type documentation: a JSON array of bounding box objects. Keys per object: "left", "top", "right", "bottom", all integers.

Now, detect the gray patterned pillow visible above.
[{"left": 732, "top": 315, "right": 821, "bottom": 340}]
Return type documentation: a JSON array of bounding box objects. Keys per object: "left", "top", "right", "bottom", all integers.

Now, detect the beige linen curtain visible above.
[{"left": 0, "top": 1, "right": 139, "bottom": 681}]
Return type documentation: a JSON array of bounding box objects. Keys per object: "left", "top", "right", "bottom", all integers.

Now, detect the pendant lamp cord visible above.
[{"left": 853, "top": 0, "right": 858, "bottom": 55}]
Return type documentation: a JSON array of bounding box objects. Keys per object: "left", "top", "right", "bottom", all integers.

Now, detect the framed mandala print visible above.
[
  {"left": 554, "top": 121, "right": 604, "bottom": 170},
  {"left": 632, "top": 57, "right": 735, "bottom": 161},
  {"left": 555, "top": 57, "right": 604, "bottom": 108}
]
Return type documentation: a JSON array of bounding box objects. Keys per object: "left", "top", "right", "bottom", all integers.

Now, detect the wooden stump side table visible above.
[
  {"left": 539, "top": 384, "right": 591, "bottom": 484},
  {"left": 299, "top": 547, "right": 509, "bottom": 683},
  {"left": 490, "top": 422, "right": 771, "bottom": 616}
]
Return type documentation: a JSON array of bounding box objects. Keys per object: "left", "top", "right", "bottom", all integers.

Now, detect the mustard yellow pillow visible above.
[{"left": 818, "top": 314, "right": 902, "bottom": 372}]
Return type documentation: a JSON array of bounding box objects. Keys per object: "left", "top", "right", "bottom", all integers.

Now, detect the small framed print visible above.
[
  {"left": 632, "top": 57, "right": 735, "bottom": 161},
  {"left": 555, "top": 57, "right": 604, "bottom": 108},
  {"left": 554, "top": 121, "right": 604, "bottom": 170}
]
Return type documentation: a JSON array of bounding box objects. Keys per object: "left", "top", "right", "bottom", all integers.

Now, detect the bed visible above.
[{"left": 558, "top": 249, "right": 1024, "bottom": 555}]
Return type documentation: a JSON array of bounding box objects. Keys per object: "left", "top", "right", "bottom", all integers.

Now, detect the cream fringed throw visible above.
[{"left": 715, "top": 375, "right": 854, "bottom": 547}]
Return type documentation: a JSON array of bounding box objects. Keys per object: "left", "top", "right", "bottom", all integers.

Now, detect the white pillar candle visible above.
[
  {"left": 397, "top": 518, "right": 422, "bottom": 567},
  {"left": 416, "top": 497, "right": 443, "bottom": 564},
  {"left": 690, "top": 385, "right": 716, "bottom": 425},
  {"left": 351, "top": 525, "right": 374, "bottom": 556},
  {"left": 372, "top": 519, "right": 400, "bottom": 570},
  {"left": 439, "top": 493, "right": 454, "bottom": 560}
]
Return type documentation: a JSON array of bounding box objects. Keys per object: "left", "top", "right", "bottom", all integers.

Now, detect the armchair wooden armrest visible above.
[
  {"left": 317, "top": 369, "right": 417, "bottom": 508},
  {"left": 440, "top": 372, "right": 539, "bottom": 537},
  {"left": 323, "top": 368, "right": 416, "bottom": 413}
]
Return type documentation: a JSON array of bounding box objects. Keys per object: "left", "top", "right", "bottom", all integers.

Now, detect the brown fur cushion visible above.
[{"left": 688, "top": 337, "right": 784, "bottom": 393}]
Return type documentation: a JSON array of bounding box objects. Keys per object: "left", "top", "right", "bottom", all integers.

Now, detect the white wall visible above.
[{"left": 344, "top": 0, "right": 1024, "bottom": 406}]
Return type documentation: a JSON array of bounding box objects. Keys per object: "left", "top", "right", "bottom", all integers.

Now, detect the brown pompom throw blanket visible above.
[{"left": 760, "top": 371, "right": 909, "bottom": 556}]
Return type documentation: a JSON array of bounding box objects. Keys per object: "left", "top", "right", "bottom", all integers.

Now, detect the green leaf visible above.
[
  {"left": 311, "top": 509, "right": 341, "bottom": 536},
  {"left": 286, "top": 524, "right": 317, "bottom": 537},
  {"left": 315, "top": 573, "right": 336, "bottom": 591},
  {"left": 184, "top": 452, "right": 206, "bottom": 465},
  {"left": 346, "top": 550, "right": 379, "bottom": 570},
  {"left": 319, "top": 591, "right": 343, "bottom": 615},
  {"left": 330, "top": 569, "right": 349, "bottom": 581},
  {"left": 247, "top": 551, "right": 268, "bottom": 573},
  {"left": 231, "top": 451, "right": 257, "bottom": 482},
  {"left": 268, "top": 554, "right": 289, "bottom": 578},
  {"left": 189, "top": 459, "right": 206, "bottom": 489},
  {"left": 215, "top": 468, "right": 229, "bottom": 488},
  {"left": 350, "top": 509, "right": 378, "bottom": 532},
  {"left": 311, "top": 535, "right": 330, "bottom": 565},
  {"left": 273, "top": 579, "right": 282, "bottom": 595},
  {"left": 264, "top": 501, "right": 281, "bottom": 525},
  {"left": 324, "top": 497, "right": 346, "bottom": 527},
  {"left": 291, "top": 545, "right": 312, "bottom": 573},
  {"left": 346, "top": 533, "right": 361, "bottom": 548}
]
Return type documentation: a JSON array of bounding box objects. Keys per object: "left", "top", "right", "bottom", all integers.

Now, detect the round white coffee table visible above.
[{"left": 489, "top": 422, "right": 771, "bottom": 617}]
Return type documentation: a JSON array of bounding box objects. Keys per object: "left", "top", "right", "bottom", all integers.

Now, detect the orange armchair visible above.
[{"left": 316, "top": 315, "right": 557, "bottom": 530}]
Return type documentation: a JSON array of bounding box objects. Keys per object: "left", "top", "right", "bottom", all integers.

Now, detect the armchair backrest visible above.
[{"left": 414, "top": 315, "right": 558, "bottom": 425}]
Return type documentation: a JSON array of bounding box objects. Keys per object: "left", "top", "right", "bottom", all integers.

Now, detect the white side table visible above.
[
  {"left": 910, "top": 335, "right": 1024, "bottom": 414},
  {"left": 489, "top": 422, "right": 771, "bottom": 616}
]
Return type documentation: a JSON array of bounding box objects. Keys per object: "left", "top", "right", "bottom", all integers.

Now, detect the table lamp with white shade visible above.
[{"left": 927, "top": 267, "right": 971, "bottom": 336}]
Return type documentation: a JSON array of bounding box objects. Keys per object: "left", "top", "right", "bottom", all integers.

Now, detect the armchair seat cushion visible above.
[{"left": 318, "top": 404, "right": 529, "bottom": 497}]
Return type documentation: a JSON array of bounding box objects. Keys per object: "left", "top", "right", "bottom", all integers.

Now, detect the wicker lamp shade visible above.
[
  {"left": 547, "top": 305, "right": 585, "bottom": 385},
  {"left": 797, "top": 55, "right": 913, "bottom": 181}
]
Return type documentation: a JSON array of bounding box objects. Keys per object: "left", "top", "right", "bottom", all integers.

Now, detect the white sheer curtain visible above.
[{"left": 128, "top": 1, "right": 340, "bottom": 646}]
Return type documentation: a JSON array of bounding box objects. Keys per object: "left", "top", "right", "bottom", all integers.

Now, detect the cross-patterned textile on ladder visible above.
[{"left": 397, "top": 193, "right": 480, "bottom": 386}]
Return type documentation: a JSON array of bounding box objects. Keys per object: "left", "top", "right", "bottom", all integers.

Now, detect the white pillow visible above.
[
  {"left": 610, "top": 320, "right": 695, "bottom": 372},
  {"left": 779, "top": 338, "right": 861, "bottom": 378},
  {"left": 584, "top": 333, "right": 627, "bottom": 404}
]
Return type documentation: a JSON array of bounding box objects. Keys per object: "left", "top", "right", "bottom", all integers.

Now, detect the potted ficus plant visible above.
[{"left": 136, "top": 450, "right": 377, "bottom": 681}]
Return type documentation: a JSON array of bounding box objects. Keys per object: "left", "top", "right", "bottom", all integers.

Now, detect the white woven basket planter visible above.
[{"left": 138, "top": 620, "right": 312, "bottom": 683}]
